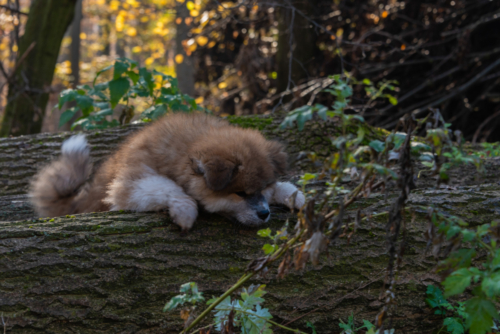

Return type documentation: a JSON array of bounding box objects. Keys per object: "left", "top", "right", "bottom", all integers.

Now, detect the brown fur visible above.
[{"left": 30, "top": 113, "right": 290, "bottom": 227}]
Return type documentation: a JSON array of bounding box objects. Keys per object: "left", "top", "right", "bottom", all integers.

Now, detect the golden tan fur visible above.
[{"left": 30, "top": 113, "right": 304, "bottom": 230}]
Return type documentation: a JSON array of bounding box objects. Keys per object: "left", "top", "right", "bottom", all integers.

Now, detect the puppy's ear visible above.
[
  {"left": 191, "top": 156, "right": 236, "bottom": 191},
  {"left": 267, "top": 141, "right": 288, "bottom": 176}
]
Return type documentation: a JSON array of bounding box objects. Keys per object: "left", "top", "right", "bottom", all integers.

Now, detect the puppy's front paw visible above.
[
  {"left": 168, "top": 197, "right": 198, "bottom": 231},
  {"left": 274, "top": 182, "right": 306, "bottom": 210}
]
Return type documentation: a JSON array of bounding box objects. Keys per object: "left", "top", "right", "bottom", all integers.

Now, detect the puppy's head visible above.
[{"left": 188, "top": 130, "right": 287, "bottom": 226}]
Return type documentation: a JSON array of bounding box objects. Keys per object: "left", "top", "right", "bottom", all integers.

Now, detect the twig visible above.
[
  {"left": 0, "top": 4, "right": 27, "bottom": 15},
  {"left": 472, "top": 107, "right": 500, "bottom": 143},
  {"left": 1, "top": 312, "right": 7, "bottom": 334},
  {"left": 410, "top": 58, "right": 500, "bottom": 116},
  {"left": 0, "top": 41, "right": 36, "bottom": 92}
]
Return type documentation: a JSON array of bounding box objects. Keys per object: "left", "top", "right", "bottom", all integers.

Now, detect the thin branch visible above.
[
  {"left": 472, "top": 107, "right": 500, "bottom": 143},
  {"left": 0, "top": 41, "right": 36, "bottom": 92},
  {"left": 0, "top": 4, "right": 27, "bottom": 15}
]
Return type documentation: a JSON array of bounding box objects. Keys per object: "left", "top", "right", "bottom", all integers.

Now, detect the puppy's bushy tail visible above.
[{"left": 30, "top": 135, "right": 92, "bottom": 217}]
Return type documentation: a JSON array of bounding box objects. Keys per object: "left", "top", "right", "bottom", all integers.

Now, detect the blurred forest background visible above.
[{"left": 0, "top": 0, "right": 499, "bottom": 141}]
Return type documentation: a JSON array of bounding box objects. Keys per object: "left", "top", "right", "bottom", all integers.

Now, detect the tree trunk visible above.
[
  {"left": 1, "top": 115, "right": 497, "bottom": 333},
  {"left": 59, "top": 0, "right": 83, "bottom": 132},
  {"left": 0, "top": 0, "right": 77, "bottom": 137},
  {"left": 276, "top": 0, "right": 321, "bottom": 94},
  {"left": 175, "top": 2, "right": 196, "bottom": 96}
]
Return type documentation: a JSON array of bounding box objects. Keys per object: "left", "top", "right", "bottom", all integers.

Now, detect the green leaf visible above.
[
  {"left": 126, "top": 70, "right": 140, "bottom": 85},
  {"left": 464, "top": 297, "right": 499, "bottom": 334},
  {"left": 75, "top": 95, "right": 94, "bottom": 113},
  {"left": 387, "top": 95, "right": 398, "bottom": 105},
  {"left": 481, "top": 271, "right": 500, "bottom": 298},
  {"left": 425, "top": 285, "right": 447, "bottom": 309},
  {"left": 139, "top": 67, "right": 155, "bottom": 95},
  {"left": 257, "top": 228, "right": 272, "bottom": 238},
  {"left": 163, "top": 296, "right": 184, "bottom": 312},
  {"left": 58, "top": 89, "right": 78, "bottom": 109},
  {"left": 369, "top": 140, "right": 385, "bottom": 153},
  {"left": 113, "top": 60, "right": 129, "bottom": 79},
  {"left": 58, "top": 108, "right": 78, "bottom": 128},
  {"left": 306, "top": 322, "right": 317, "bottom": 334},
  {"left": 443, "top": 317, "right": 464, "bottom": 334},
  {"left": 94, "top": 108, "right": 113, "bottom": 116},
  {"left": 142, "top": 104, "right": 167, "bottom": 120},
  {"left": 108, "top": 77, "right": 130, "bottom": 108},
  {"left": 262, "top": 244, "right": 276, "bottom": 255},
  {"left": 443, "top": 268, "right": 473, "bottom": 297},
  {"left": 93, "top": 64, "right": 113, "bottom": 86}
]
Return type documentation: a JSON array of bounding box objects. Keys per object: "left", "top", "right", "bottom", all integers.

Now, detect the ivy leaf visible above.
[
  {"left": 108, "top": 77, "right": 130, "bottom": 109},
  {"left": 443, "top": 268, "right": 473, "bottom": 297},
  {"left": 464, "top": 297, "right": 499, "bottom": 334},
  {"left": 58, "top": 107, "right": 78, "bottom": 128}
]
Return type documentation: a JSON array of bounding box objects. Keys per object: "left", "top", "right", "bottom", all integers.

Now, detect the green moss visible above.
[{"left": 226, "top": 115, "right": 273, "bottom": 131}]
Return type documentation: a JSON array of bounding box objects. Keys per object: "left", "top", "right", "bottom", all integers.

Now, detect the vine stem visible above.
[
  {"left": 181, "top": 229, "right": 306, "bottom": 334},
  {"left": 193, "top": 308, "right": 307, "bottom": 334}
]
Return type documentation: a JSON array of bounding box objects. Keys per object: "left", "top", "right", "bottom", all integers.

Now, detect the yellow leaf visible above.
[
  {"left": 208, "top": 41, "right": 216, "bottom": 48},
  {"left": 195, "top": 96, "right": 204, "bottom": 104},
  {"left": 186, "top": 1, "right": 195, "bottom": 10},
  {"left": 381, "top": 10, "right": 388, "bottom": 18},
  {"left": 190, "top": 9, "right": 199, "bottom": 17},
  {"left": 175, "top": 54, "right": 184, "bottom": 64},
  {"left": 12, "top": 44, "right": 18, "bottom": 52},
  {"left": 218, "top": 82, "right": 227, "bottom": 89},
  {"left": 132, "top": 46, "right": 142, "bottom": 53},
  {"left": 141, "top": 16, "right": 148, "bottom": 22},
  {"left": 336, "top": 28, "right": 343, "bottom": 38},
  {"left": 126, "top": 27, "right": 137, "bottom": 36},
  {"left": 176, "top": 0, "right": 185, "bottom": 2},
  {"left": 196, "top": 36, "right": 208, "bottom": 46},
  {"left": 110, "top": 0, "right": 120, "bottom": 10},
  {"left": 145, "top": 57, "right": 154, "bottom": 66},
  {"left": 401, "top": 44, "right": 406, "bottom": 50},
  {"left": 80, "top": 32, "right": 87, "bottom": 40}
]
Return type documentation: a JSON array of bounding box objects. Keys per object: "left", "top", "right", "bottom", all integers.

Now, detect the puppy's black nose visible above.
[{"left": 257, "top": 209, "right": 270, "bottom": 221}]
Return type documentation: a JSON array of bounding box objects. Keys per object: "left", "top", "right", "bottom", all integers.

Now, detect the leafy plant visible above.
[
  {"left": 163, "top": 282, "right": 205, "bottom": 312},
  {"left": 57, "top": 57, "right": 203, "bottom": 130},
  {"left": 426, "top": 285, "right": 467, "bottom": 334},
  {"left": 208, "top": 284, "right": 273, "bottom": 334},
  {"left": 339, "top": 313, "right": 376, "bottom": 334}
]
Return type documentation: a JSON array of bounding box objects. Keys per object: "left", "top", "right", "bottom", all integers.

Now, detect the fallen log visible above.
[{"left": 1, "top": 116, "right": 499, "bottom": 333}]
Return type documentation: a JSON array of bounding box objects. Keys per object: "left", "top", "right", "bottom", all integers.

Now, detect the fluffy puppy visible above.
[{"left": 30, "top": 113, "right": 305, "bottom": 230}]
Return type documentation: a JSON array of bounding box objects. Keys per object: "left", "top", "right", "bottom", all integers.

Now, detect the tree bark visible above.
[
  {"left": 0, "top": 0, "right": 77, "bottom": 137},
  {"left": 175, "top": 2, "right": 196, "bottom": 96},
  {"left": 1, "top": 116, "right": 498, "bottom": 333}
]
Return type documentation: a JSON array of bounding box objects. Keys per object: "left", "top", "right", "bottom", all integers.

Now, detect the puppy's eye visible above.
[{"left": 236, "top": 191, "right": 247, "bottom": 197}]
